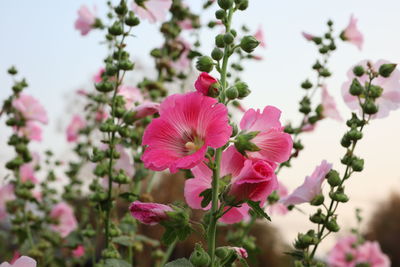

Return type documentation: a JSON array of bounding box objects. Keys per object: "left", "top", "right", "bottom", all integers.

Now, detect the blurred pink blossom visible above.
[
  {"left": 302, "top": 32, "right": 314, "bottom": 41},
  {"left": 0, "top": 184, "right": 15, "bottom": 221},
  {"left": 66, "top": 115, "right": 86, "bottom": 142},
  {"left": 72, "top": 245, "right": 85, "bottom": 258},
  {"left": 12, "top": 94, "right": 48, "bottom": 124},
  {"left": 74, "top": 5, "right": 96, "bottom": 36},
  {"left": 0, "top": 256, "right": 37, "bottom": 267},
  {"left": 321, "top": 85, "right": 342, "bottom": 121},
  {"left": 254, "top": 25, "right": 266, "bottom": 48},
  {"left": 342, "top": 14, "right": 364, "bottom": 50},
  {"left": 131, "top": 0, "right": 172, "bottom": 23},
  {"left": 50, "top": 202, "right": 78, "bottom": 238}
]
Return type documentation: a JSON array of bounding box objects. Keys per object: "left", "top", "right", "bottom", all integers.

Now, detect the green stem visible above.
[{"left": 159, "top": 238, "right": 178, "bottom": 267}]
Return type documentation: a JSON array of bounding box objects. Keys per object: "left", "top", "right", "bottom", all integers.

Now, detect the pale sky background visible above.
[{"left": 1, "top": 0, "right": 400, "bottom": 256}]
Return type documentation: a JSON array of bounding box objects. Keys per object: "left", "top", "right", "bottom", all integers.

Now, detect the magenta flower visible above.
[
  {"left": 267, "top": 182, "right": 289, "bottom": 216},
  {"left": 194, "top": 72, "right": 218, "bottom": 96},
  {"left": 118, "top": 85, "right": 144, "bottom": 110},
  {"left": 72, "top": 245, "right": 85, "bottom": 258},
  {"left": 321, "top": 85, "right": 342, "bottom": 121},
  {"left": 239, "top": 106, "right": 293, "bottom": 164},
  {"left": 131, "top": 0, "right": 172, "bottom": 23},
  {"left": 327, "top": 235, "right": 359, "bottom": 267},
  {"left": 280, "top": 160, "right": 332, "bottom": 205},
  {"left": 357, "top": 241, "right": 390, "bottom": 267},
  {"left": 142, "top": 92, "right": 231, "bottom": 173},
  {"left": 342, "top": 59, "right": 400, "bottom": 119},
  {"left": 66, "top": 115, "right": 86, "bottom": 143},
  {"left": 232, "top": 247, "right": 248, "bottom": 258},
  {"left": 16, "top": 121, "right": 42, "bottom": 142},
  {"left": 0, "top": 256, "right": 37, "bottom": 267},
  {"left": 0, "top": 184, "right": 15, "bottom": 221},
  {"left": 254, "top": 25, "right": 266, "bottom": 48},
  {"left": 129, "top": 201, "right": 172, "bottom": 225},
  {"left": 302, "top": 32, "right": 314, "bottom": 41},
  {"left": 342, "top": 14, "right": 364, "bottom": 50},
  {"left": 12, "top": 94, "right": 48, "bottom": 124},
  {"left": 74, "top": 5, "right": 96, "bottom": 36},
  {"left": 50, "top": 202, "right": 78, "bottom": 238}
]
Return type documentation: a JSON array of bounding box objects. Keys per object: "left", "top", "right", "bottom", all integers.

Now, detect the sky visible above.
[{"left": 1, "top": 0, "right": 400, "bottom": 255}]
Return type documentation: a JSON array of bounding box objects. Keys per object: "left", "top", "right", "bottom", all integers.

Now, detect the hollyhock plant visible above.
[
  {"left": 341, "top": 14, "right": 364, "bottom": 50},
  {"left": 342, "top": 59, "right": 400, "bottom": 119},
  {"left": 280, "top": 160, "right": 332, "bottom": 205},
  {"left": 321, "top": 85, "right": 342, "bottom": 121},
  {"left": 129, "top": 201, "right": 172, "bottom": 225},
  {"left": 74, "top": 5, "right": 96, "bottom": 36},
  {"left": 254, "top": 25, "right": 266, "bottom": 48},
  {"left": 0, "top": 256, "right": 37, "bottom": 267},
  {"left": 131, "top": 0, "right": 172, "bottom": 23},
  {"left": 0, "top": 184, "right": 15, "bottom": 221},
  {"left": 50, "top": 202, "right": 78, "bottom": 238},
  {"left": 327, "top": 235, "right": 359, "bottom": 267},
  {"left": 238, "top": 106, "right": 293, "bottom": 164},
  {"left": 267, "top": 182, "right": 289, "bottom": 215},
  {"left": 194, "top": 72, "right": 218, "bottom": 96},
  {"left": 357, "top": 241, "right": 390, "bottom": 267},
  {"left": 12, "top": 94, "right": 48, "bottom": 124},
  {"left": 302, "top": 32, "right": 314, "bottom": 41},
  {"left": 66, "top": 115, "right": 86, "bottom": 142},
  {"left": 142, "top": 92, "right": 232, "bottom": 173}
]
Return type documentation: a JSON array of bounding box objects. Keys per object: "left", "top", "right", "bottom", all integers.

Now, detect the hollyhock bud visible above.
[
  {"left": 378, "top": 63, "right": 397, "bottom": 78},
  {"left": 341, "top": 14, "right": 364, "bottom": 50},
  {"left": 363, "top": 100, "right": 379, "bottom": 115},
  {"left": 351, "top": 158, "right": 364, "bottom": 172},
  {"left": 327, "top": 170, "right": 341, "bottom": 187},
  {"left": 95, "top": 81, "right": 114, "bottom": 93},
  {"left": 109, "top": 21, "right": 123, "bottom": 36},
  {"left": 349, "top": 78, "right": 364, "bottom": 96},
  {"left": 215, "top": 34, "right": 226, "bottom": 48},
  {"left": 235, "top": 82, "right": 251, "bottom": 98},
  {"left": 223, "top": 32, "right": 235, "bottom": 45},
  {"left": 131, "top": 0, "right": 172, "bottom": 24},
  {"left": 226, "top": 86, "right": 239, "bottom": 99},
  {"left": 190, "top": 244, "right": 211, "bottom": 267},
  {"left": 326, "top": 218, "right": 340, "bottom": 232},
  {"left": 236, "top": 0, "right": 249, "bottom": 10},
  {"left": 211, "top": 47, "right": 224, "bottom": 61},
  {"left": 0, "top": 256, "right": 37, "bottom": 267},
  {"left": 310, "top": 194, "right": 324, "bottom": 206},
  {"left": 196, "top": 56, "right": 214, "bottom": 72},
  {"left": 129, "top": 201, "right": 172, "bottom": 225},
  {"left": 125, "top": 12, "right": 140, "bottom": 26},
  {"left": 353, "top": 65, "right": 365, "bottom": 77},
  {"left": 310, "top": 209, "right": 326, "bottom": 224},
  {"left": 218, "top": 0, "right": 233, "bottom": 9},
  {"left": 194, "top": 72, "right": 219, "bottom": 96},
  {"left": 240, "top": 36, "right": 260, "bottom": 53},
  {"left": 301, "top": 79, "right": 313, "bottom": 89}
]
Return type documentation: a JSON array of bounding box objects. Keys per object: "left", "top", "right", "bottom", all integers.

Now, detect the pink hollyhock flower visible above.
[
  {"left": 9, "top": 252, "right": 21, "bottom": 264},
  {"left": 302, "top": 32, "right": 314, "bottom": 41},
  {"left": 20, "top": 163, "right": 38, "bottom": 184},
  {"left": 219, "top": 205, "right": 250, "bottom": 224},
  {"left": 72, "top": 245, "right": 85, "bottom": 258},
  {"left": 134, "top": 102, "right": 160, "bottom": 118},
  {"left": 327, "top": 235, "right": 359, "bottom": 267},
  {"left": 229, "top": 159, "right": 278, "bottom": 202},
  {"left": 93, "top": 67, "right": 105, "bottom": 83},
  {"left": 131, "top": 0, "right": 172, "bottom": 23},
  {"left": 12, "top": 94, "right": 48, "bottom": 124},
  {"left": 0, "top": 184, "right": 15, "bottom": 221},
  {"left": 17, "top": 121, "right": 42, "bottom": 142},
  {"left": 170, "top": 38, "right": 191, "bottom": 72},
  {"left": 280, "top": 160, "right": 332, "bottom": 205},
  {"left": 142, "top": 92, "right": 231, "bottom": 173},
  {"left": 321, "top": 85, "right": 343, "bottom": 121},
  {"left": 129, "top": 201, "right": 172, "bottom": 225},
  {"left": 267, "top": 182, "right": 289, "bottom": 215},
  {"left": 254, "top": 25, "right": 266, "bottom": 48},
  {"left": 66, "top": 115, "right": 86, "bottom": 143},
  {"left": 50, "top": 202, "right": 78, "bottom": 238},
  {"left": 342, "top": 59, "right": 400, "bottom": 119},
  {"left": 74, "top": 5, "right": 96, "bottom": 36},
  {"left": 232, "top": 247, "right": 248, "bottom": 258},
  {"left": 194, "top": 72, "right": 218, "bottom": 96},
  {"left": 95, "top": 109, "right": 108, "bottom": 122},
  {"left": 0, "top": 256, "right": 37, "bottom": 267},
  {"left": 114, "top": 145, "right": 135, "bottom": 177},
  {"left": 118, "top": 85, "right": 144, "bottom": 110},
  {"left": 76, "top": 89, "right": 88, "bottom": 96},
  {"left": 301, "top": 123, "right": 316, "bottom": 132},
  {"left": 357, "top": 241, "right": 390, "bottom": 267},
  {"left": 342, "top": 14, "right": 364, "bottom": 50},
  {"left": 178, "top": 19, "right": 193, "bottom": 30},
  {"left": 239, "top": 106, "right": 293, "bottom": 164}
]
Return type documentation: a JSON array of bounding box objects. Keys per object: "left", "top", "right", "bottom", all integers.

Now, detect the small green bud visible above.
[
  {"left": 226, "top": 86, "right": 239, "bottom": 99},
  {"left": 218, "top": 0, "right": 233, "bottom": 10},
  {"left": 362, "top": 100, "right": 378, "bottom": 115},
  {"left": 125, "top": 12, "right": 140, "bottom": 26},
  {"left": 341, "top": 134, "right": 352, "bottom": 148},
  {"left": 327, "top": 170, "right": 341, "bottom": 187},
  {"left": 215, "top": 9, "right": 225, "bottom": 20},
  {"left": 378, "top": 63, "right": 397, "bottom": 78},
  {"left": 347, "top": 129, "right": 363, "bottom": 141},
  {"left": 234, "top": 131, "right": 260, "bottom": 155},
  {"left": 353, "top": 65, "right": 365, "bottom": 77},
  {"left": 301, "top": 79, "right": 313, "bottom": 89},
  {"left": 215, "top": 247, "right": 230, "bottom": 260},
  {"left": 319, "top": 46, "right": 329, "bottom": 54},
  {"left": 118, "top": 59, "right": 134, "bottom": 70},
  {"left": 211, "top": 47, "right": 223, "bottom": 61},
  {"left": 108, "top": 22, "right": 123, "bottom": 36},
  {"left": 312, "top": 37, "right": 322, "bottom": 45},
  {"left": 190, "top": 244, "right": 211, "bottom": 267},
  {"left": 236, "top": 0, "right": 249, "bottom": 10},
  {"left": 114, "top": 2, "right": 128, "bottom": 15},
  {"left": 351, "top": 158, "right": 364, "bottom": 172},
  {"left": 240, "top": 35, "right": 259, "bottom": 53},
  {"left": 310, "top": 209, "right": 326, "bottom": 224},
  {"left": 235, "top": 81, "right": 250, "bottom": 98},
  {"left": 223, "top": 32, "right": 234, "bottom": 44},
  {"left": 320, "top": 68, "right": 331, "bottom": 77},
  {"left": 150, "top": 48, "right": 162, "bottom": 58},
  {"left": 196, "top": 56, "right": 214, "bottom": 72},
  {"left": 95, "top": 81, "right": 114, "bottom": 93},
  {"left": 312, "top": 61, "right": 322, "bottom": 70},
  {"left": 326, "top": 219, "right": 340, "bottom": 232},
  {"left": 369, "top": 85, "right": 383, "bottom": 99},
  {"left": 8, "top": 66, "right": 18, "bottom": 75},
  {"left": 215, "top": 34, "right": 225, "bottom": 48},
  {"left": 349, "top": 78, "right": 363, "bottom": 96},
  {"left": 310, "top": 194, "right": 324, "bottom": 206},
  {"left": 105, "top": 64, "right": 118, "bottom": 76},
  {"left": 330, "top": 191, "right": 349, "bottom": 203}
]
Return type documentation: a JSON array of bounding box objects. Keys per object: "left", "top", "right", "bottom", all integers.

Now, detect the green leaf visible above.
[
  {"left": 118, "top": 192, "right": 138, "bottom": 201},
  {"left": 161, "top": 227, "right": 177, "bottom": 245},
  {"left": 247, "top": 200, "right": 271, "bottom": 221},
  {"left": 105, "top": 259, "right": 131, "bottom": 267},
  {"left": 199, "top": 188, "right": 212, "bottom": 208},
  {"left": 112, "top": 235, "right": 133, "bottom": 246},
  {"left": 165, "top": 258, "right": 194, "bottom": 267},
  {"left": 135, "top": 234, "right": 160, "bottom": 247}
]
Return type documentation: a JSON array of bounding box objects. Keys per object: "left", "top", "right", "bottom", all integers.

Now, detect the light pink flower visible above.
[
  {"left": 74, "top": 5, "right": 96, "bottom": 36},
  {"left": 95, "top": 109, "right": 108, "bottom": 122},
  {"left": 72, "top": 245, "right": 85, "bottom": 258},
  {"left": 267, "top": 182, "right": 289, "bottom": 216},
  {"left": 302, "top": 32, "right": 314, "bottom": 41},
  {"left": 134, "top": 102, "right": 160, "bottom": 118},
  {"left": 321, "top": 85, "right": 342, "bottom": 121},
  {"left": 20, "top": 163, "right": 38, "bottom": 184},
  {"left": 142, "top": 92, "right": 232, "bottom": 173},
  {"left": 194, "top": 72, "right": 218, "bottom": 96},
  {"left": 232, "top": 247, "right": 248, "bottom": 258},
  {"left": 0, "top": 256, "right": 37, "bottom": 267},
  {"left": 254, "top": 25, "right": 266, "bottom": 48},
  {"left": 76, "top": 89, "right": 88, "bottom": 96},
  {"left": 357, "top": 241, "right": 390, "bottom": 267},
  {"left": 0, "top": 184, "right": 15, "bottom": 221},
  {"left": 115, "top": 145, "right": 135, "bottom": 177},
  {"left": 12, "top": 94, "right": 48, "bottom": 124},
  {"left": 118, "top": 85, "right": 144, "bottom": 110},
  {"left": 17, "top": 121, "right": 42, "bottom": 142},
  {"left": 131, "top": 0, "right": 172, "bottom": 23},
  {"left": 301, "top": 123, "right": 316, "bottom": 132},
  {"left": 93, "top": 67, "right": 105, "bottom": 83},
  {"left": 66, "top": 115, "right": 86, "bottom": 143},
  {"left": 252, "top": 55, "right": 263, "bottom": 61},
  {"left": 229, "top": 159, "right": 278, "bottom": 202},
  {"left": 342, "top": 59, "right": 400, "bottom": 119},
  {"left": 327, "top": 235, "right": 359, "bottom": 267},
  {"left": 50, "top": 202, "right": 78, "bottom": 238},
  {"left": 239, "top": 106, "right": 293, "bottom": 164},
  {"left": 280, "top": 160, "right": 332, "bottom": 205},
  {"left": 170, "top": 38, "right": 191, "bottom": 72},
  {"left": 342, "top": 14, "right": 364, "bottom": 50},
  {"left": 129, "top": 201, "right": 172, "bottom": 225},
  {"left": 178, "top": 19, "right": 193, "bottom": 30}
]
